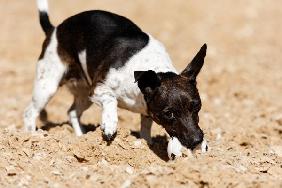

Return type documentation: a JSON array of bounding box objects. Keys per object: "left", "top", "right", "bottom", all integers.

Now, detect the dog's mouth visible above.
[
  {"left": 193, "top": 139, "right": 208, "bottom": 153},
  {"left": 179, "top": 138, "right": 208, "bottom": 152}
]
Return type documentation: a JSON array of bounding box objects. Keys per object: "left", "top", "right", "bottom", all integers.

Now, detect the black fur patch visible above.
[
  {"left": 38, "top": 27, "right": 54, "bottom": 60},
  {"left": 56, "top": 10, "right": 149, "bottom": 88},
  {"left": 135, "top": 70, "right": 205, "bottom": 149},
  {"left": 39, "top": 11, "right": 54, "bottom": 35}
]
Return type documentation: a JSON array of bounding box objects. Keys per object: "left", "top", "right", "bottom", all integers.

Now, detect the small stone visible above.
[
  {"left": 234, "top": 164, "right": 247, "bottom": 173},
  {"left": 17, "top": 175, "right": 32, "bottom": 187},
  {"left": 125, "top": 166, "right": 134, "bottom": 174},
  {"left": 6, "top": 124, "right": 17, "bottom": 131},
  {"left": 121, "top": 179, "right": 131, "bottom": 188},
  {"left": 213, "top": 97, "right": 223, "bottom": 106},
  {"left": 270, "top": 145, "right": 282, "bottom": 157},
  {"left": 213, "top": 128, "right": 222, "bottom": 141},
  {"left": 52, "top": 170, "right": 61, "bottom": 175},
  {"left": 33, "top": 152, "right": 47, "bottom": 160},
  {"left": 133, "top": 140, "right": 142, "bottom": 148},
  {"left": 98, "top": 159, "right": 108, "bottom": 166},
  {"left": 271, "top": 114, "right": 282, "bottom": 125},
  {"left": 6, "top": 166, "right": 17, "bottom": 176}
]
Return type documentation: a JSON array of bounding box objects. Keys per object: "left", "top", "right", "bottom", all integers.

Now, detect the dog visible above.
[{"left": 24, "top": 0, "right": 208, "bottom": 152}]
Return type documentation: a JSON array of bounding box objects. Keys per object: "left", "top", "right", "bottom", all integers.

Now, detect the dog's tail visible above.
[{"left": 36, "top": 0, "right": 54, "bottom": 35}]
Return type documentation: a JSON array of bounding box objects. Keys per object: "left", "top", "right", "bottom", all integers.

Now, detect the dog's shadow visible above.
[
  {"left": 38, "top": 110, "right": 98, "bottom": 133},
  {"left": 131, "top": 131, "right": 169, "bottom": 161},
  {"left": 39, "top": 111, "right": 168, "bottom": 161},
  {"left": 40, "top": 123, "right": 168, "bottom": 161},
  {"left": 40, "top": 121, "right": 98, "bottom": 134},
  {"left": 40, "top": 122, "right": 168, "bottom": 161}
]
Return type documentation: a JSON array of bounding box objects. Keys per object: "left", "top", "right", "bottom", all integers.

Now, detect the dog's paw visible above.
[
  {"left": 101, "top": 123, "right": 117, "bottom": 142},
  {"left": 102, "top": 131, "right": 117, "bottom": 142}
]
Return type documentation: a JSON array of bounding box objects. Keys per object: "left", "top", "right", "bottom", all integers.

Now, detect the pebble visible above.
[
  {"left": 125, "top": 166, "right": 134, "bottom": 175},
  {"left": 133, "top": 140, "right": 142, "bottom": 148},
  {"left": 212, "top": 128, "right": 222, "bottom": 141},
  {"left": 270, "top": 145, "right": 282, "bottom": 157},
  {"left": 121, "top": 179, "right": 131, "bottom": 188},
  {"left": 271, "top": 114, "right": 282, "bottom": 125},
  {"left": 6, "top": 166, "right": 17, "bottom": 176}
]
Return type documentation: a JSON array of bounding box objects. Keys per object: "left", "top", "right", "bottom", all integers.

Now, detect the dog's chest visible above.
[
  {"left": 91, "top": 61, "right": 149, "bottom": 115},
  {"left": 91, "top": 35, "right": 177, "bottom": 115},
  {"left": 97, "top": 67, "right": 148, "bottom": 115}
]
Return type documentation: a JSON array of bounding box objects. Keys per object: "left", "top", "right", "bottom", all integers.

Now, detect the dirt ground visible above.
[{"left": 0, "top": 0, "right": 281, "bottom": 187}]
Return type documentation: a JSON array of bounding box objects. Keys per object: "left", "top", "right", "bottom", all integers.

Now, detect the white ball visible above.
[
  {"left": 167, "top": 137, "right": 183, "bottom": 160},
  {"left": 201, "top": 139, "right": 208, "bottom": 153},
  {"left": 193, "top": 139, "right": 209, "bottom": 154}
]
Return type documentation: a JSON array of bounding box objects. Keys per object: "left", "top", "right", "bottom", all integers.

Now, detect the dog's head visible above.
[{"left": 135, "top": 44, "right": 207, "bottom": 149}]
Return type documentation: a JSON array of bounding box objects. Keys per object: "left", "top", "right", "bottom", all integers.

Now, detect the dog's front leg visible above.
[
  {"left": 140, "top": 115, "right": 153, "bottom": 145},
  {"left": 100, "top": 96, "right": 118, "bottom": 141}
]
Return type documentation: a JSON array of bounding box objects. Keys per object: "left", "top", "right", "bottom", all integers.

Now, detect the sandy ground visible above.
[{"left": 0, "top": 0, "right": 282, "bottom": 187}]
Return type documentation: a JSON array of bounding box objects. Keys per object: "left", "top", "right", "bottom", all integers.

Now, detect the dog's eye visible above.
[{"left": 163, "top": 110, "right": 175, "bottom": 120}]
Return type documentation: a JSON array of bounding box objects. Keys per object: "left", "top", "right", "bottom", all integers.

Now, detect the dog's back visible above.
[{"left": 56, "top": 11, "right": 149, "bottom": 87}]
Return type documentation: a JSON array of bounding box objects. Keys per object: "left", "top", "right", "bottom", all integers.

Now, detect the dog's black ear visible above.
[
  {"left": 134, "top": 70, "right": 161, "bottom": 95},
  {"left": 181, "top": 44, "right": 207, "bottom": 81}
]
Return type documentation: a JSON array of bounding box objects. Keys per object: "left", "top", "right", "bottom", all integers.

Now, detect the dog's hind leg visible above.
[
  {"left": 23, "top": 29, "right": 66, "bottom": 132},
  {"left": 140, "top": 115, "right": 153, "bottom": 145}
]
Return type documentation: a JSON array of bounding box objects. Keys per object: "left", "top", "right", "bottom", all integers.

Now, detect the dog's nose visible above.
[{"left": 190, "top": 133, "right": 203, "bottom": 149}]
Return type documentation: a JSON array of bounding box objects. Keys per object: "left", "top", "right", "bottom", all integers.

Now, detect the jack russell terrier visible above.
[{"left": 24, "top": 0, "right": 208, "bottom": 158}]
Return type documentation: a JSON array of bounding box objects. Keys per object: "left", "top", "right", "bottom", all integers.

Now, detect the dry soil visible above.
[{"left": 0, "top": 0, "right": 281, "bottom": 187}]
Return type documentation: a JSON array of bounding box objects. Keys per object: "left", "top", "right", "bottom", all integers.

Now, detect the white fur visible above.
[
  {"left": 69, "top": 110, "right": 83, "bottom": 136},
  {"left": 24, "top": 29, "right": 66, "bottom": 131},
  {"left": 101, "top": 96, "right": 118, "bottom": 136},
  {"left": 90, "top": 34, "right": 177, "bottom": 136},
  {"left": 37, "top": 0, "right": 48, "bottom": 12},
  {"left": 78, "top": 50, "right": 92, "bottom": 84},
  {"left": 90, "top": 34, "right": 177, "bottom": 113}
]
